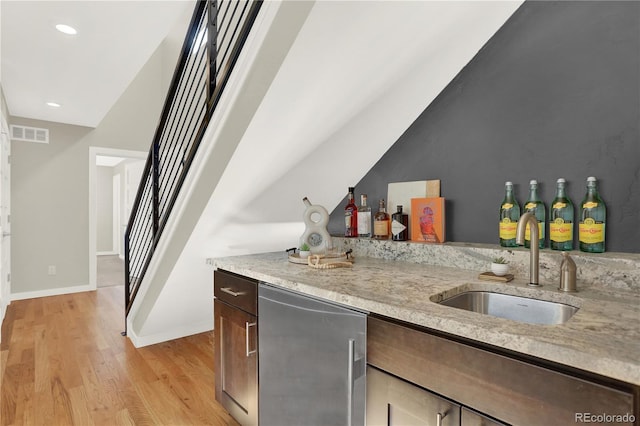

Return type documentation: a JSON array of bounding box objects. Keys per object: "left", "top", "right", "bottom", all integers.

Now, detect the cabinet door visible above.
[
  {"left": 367, "top": 366, "right": 460, "bottom": 426},
  {"left": 214, "top": 299, "right": 258, "bottom": 426},
  {"left": 461, "top": 408, "right": 506, "bottom": 426}
]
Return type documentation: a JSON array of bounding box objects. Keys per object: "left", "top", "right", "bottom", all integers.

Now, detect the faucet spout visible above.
[{"left": 516, "top": 212, "right": 540, "bottom": 286}]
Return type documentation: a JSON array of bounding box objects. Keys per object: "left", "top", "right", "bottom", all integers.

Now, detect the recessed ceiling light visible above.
[
  {"left": 46, "top": 102, "right": 61, "bottom": 108},
  {"left": 56, "top": 24, "right": 77, "bottom": 35}
]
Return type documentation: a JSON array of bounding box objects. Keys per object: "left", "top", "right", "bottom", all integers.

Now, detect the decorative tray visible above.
[{"left": 288, "top": 252, "right": 351, "bottom": 264}]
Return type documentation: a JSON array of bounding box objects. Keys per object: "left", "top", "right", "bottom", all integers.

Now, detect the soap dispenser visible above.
[{"left": 559, "top": 252, "right": 577, "bottom": 292}]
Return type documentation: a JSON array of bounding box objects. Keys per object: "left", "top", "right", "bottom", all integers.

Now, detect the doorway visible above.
[{"left": 89, "top": 147, "right": 146, "bottom": 290}]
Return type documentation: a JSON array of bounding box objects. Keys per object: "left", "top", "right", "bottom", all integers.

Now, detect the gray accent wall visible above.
[{"left": 328, "top": 1, "right": 640, "bottom": 253}]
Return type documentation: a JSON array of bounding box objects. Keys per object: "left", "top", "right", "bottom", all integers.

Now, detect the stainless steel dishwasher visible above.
[{"left": 258, "top": 283, "right": 367, "bottom": 426}]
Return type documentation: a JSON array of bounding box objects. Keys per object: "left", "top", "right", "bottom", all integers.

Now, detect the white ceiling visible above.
[{"left": 1, "top": 0, "right": 194, "bottom": 128}]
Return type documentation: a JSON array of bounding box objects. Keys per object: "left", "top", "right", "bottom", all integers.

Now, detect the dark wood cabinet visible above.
[
  {"left": 368, "top": 315, "right": 637, "bottom": 426},
  {"left": 461, "top": 408, "right": 506, "bottom": 426},
  {"left": 214, "top": 270, "right": 258, "bottom": 426},
  {"left": 367, "top": 366, "right": 460, "bottom": 426}
]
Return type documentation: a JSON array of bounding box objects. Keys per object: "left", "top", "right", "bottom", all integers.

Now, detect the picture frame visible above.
[{"left": 410, "top": 197, "right": 445, "bottom": 243}]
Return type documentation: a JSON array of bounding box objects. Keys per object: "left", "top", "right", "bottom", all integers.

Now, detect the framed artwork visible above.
[
  {"left": 387, "top": 180, "right": 441, "bottom": 224},
  {"left": 410, "top": 197, "right": 445, "bottom": 243}
]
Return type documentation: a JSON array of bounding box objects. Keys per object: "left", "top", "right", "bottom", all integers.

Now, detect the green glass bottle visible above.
[
  {"left": 549, "top": 178, "right": 574, "bottom": 251},
  {"left": 523, "top": 180, "right": 545, "bottom": 249},
  {"left": 499, "top": 181, "right": 520, "bottom": 247},
  {"left": 579, "top": 177, "right": 606, "bottom": 253}
]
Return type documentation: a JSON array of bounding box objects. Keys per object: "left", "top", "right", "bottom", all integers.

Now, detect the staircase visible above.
[
  {"left": 124, "top": 0, "right": 264, "bottom": 334},
  {"left": 124, "top": 0, "right": 523, "bottom": 347}
]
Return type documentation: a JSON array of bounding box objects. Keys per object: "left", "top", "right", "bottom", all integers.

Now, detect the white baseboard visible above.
[
  {"left": 11, "top": 283, "right": 93, "bottom": 301},
  {"left": 97, "top": 251, "right": 119, "bottom": 256},
  {"left": 126, "top": 320, "right": 213, "bottom": 348}
]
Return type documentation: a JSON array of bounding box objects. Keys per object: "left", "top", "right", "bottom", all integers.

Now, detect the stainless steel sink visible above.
[{"left": 438, "top": 291, "right": 579, "bottom": 325}]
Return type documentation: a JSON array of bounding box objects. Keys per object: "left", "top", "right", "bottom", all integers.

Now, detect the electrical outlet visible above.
[{"left": 48, "top": 265, "right": 56, "bottom": 275}]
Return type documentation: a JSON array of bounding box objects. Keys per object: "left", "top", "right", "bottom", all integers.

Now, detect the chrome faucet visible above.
[{"left": 515, "top": 212, "right": 540, "bottom": 286}]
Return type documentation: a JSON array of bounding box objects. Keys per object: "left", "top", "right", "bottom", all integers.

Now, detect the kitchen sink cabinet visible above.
[
  {"left": 212, "top": 265, "right": 638, "bottom": 426},
  {"left": 214, "top": 270, "right": 258, "bottom": 426},
  {"left": 367, "top": 366, "right": 461, "bottom": 425},
  {"left": 367, "top": 315, "right": 637, "bottom": 426},
  {"left": 460, "top": 408, "right": 506, "bottom": 426}
]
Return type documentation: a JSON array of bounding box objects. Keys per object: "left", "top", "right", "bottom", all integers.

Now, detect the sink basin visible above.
[{"left": 438, "top": 291, "right": 579, "bottom": 325}]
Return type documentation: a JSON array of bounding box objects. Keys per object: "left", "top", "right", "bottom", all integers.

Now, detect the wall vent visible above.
[{"left": 10, "top": 125, "right": 49, "bottom": 144}]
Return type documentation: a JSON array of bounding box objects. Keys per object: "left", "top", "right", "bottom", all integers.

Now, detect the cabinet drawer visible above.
[
  {"left": 368, "top": 316, "right": 636, "bottom": 426},
  {"left": 214, "top": 269, "right": 257, "bottom": 315}
]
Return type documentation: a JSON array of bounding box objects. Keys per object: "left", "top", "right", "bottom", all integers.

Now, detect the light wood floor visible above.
[{"left": 0, "top": 286, "right": 239, "bottom": 426}]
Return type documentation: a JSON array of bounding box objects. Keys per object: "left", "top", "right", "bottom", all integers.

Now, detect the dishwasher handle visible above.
[{"left": 347, "top": 338, "right": 365, "bottom": 426}]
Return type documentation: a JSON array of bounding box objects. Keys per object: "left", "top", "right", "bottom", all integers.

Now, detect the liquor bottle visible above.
[
  {"left": 344, "top": 187, "right": 358, "bottom": 238},
  {"left": 549, "top": 178, "right": 574, "bottom": 251},
  {"left": 523, "top": 179, "right": 545, "bottom": 249},
  {"left": 499, "top": 181, "right": 520, "bottom": 247},
  {"left": 357, "top": 194, "right": 372, "bottom": 238},
  {"left": 373, "top": 199, "right": 390, "bottom": 240},
  {"left": 579, "top": 177, "right": 606, "bottom": 253},
  {"left": 391, "top": 205, "right": 409, "bottom": 241}
]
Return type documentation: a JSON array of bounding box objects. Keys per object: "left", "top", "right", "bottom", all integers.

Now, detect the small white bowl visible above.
[
  {"left": 491, "top": 263, "right": 509, "bottom": 276},
  {"left": 299, "top": 250, "right": 310, "bottom": 259}
]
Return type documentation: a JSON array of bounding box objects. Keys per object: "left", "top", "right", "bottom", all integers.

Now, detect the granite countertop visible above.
[{"left": 211, "top": 251, "right": 640, "bottom": 386}]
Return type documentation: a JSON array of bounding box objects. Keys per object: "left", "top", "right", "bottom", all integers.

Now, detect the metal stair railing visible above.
[{"left": 123, "top": 0, "right": 262, "bottom": 332}]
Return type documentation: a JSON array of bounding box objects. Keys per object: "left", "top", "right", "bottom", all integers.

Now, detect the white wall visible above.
[
  {"left": 0, "top": 87, "right": 9, "bottom": 341},
  {"left": 0, "top": 6, "right": 6, "bottom": 339},
  {"left": 113, "top": 158, "right": 145, "bottom": 257},
  {"left": 96, "top": 166, "right": 114, "bottom": 253}
]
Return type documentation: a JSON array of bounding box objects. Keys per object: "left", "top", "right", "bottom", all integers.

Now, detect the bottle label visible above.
[
  {"left": 524, "top": 221, "right": 543, "bottom": 241},
  {"left": 550, "top": 219, "right": 573, "bottom": 242},
  {"left": 579, "top": 219, "right": 605, "bottom": 243},
  {"left": 502, "top": 203, "right": 514, "bottom": 209},
  {"left": 345, "top": 212, "right": 356, "bottom": 237},
  {"left": 344, "top": 213, "right": 352, "bottom": 229},
  {"left": 391, "top": 219, "right": 406, "bottom": 236},
  {"left": 553, "top": 201, "right": 567, "bottom": 209},
  {"left": 374, "top": 220, "right": 389, "bottom": 236},
  {"left": 499, "top": 218, "right": 517, "bottom": 239},
  {"left": 357, "top": 212, "right": 371, "bottom": 234},
  {"left": 583, "top": 201, "right": 598, "bottom": 209},
  {"left": 525, "top": 202, "right": 537, "bottom": 210}
]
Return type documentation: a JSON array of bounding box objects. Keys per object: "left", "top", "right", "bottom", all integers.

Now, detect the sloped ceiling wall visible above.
[
  {"left": 195, "top": 0, "right": 524, "bottom": 256},
  {"left": 131, "top": 1, "right": 523, "bottom": 343}
]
